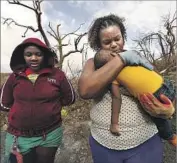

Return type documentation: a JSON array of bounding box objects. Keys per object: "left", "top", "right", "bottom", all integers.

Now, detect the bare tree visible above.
[
  {"left": 2, "top": 0, "right": 87, "bottom": 70},
  {"left": 134, "top": 11, "right": 177, "bottom": 72},
  {"left": 3, "top": 0, "right": 51, "bottom": 47},
  {"left": 82, "top": 45, "right": 89, "bottom": 68},
  {"left": 48, "top": 23, "right": 87, "bottom": 69}
]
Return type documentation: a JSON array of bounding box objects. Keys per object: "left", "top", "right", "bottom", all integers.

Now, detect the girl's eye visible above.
[
  {"left": 24, "top": 52, "right": 32, "bottom": 57},
  {"left": 36, "top": 52, "right": 43, "bottom": 56},
  {"left": 24, "top": 52, "right": 43, "bottom": 57}
]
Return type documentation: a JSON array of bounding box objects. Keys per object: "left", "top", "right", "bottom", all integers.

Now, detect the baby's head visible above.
[{"left": 94, "top": 49, "right": 114, "bottom": 69}]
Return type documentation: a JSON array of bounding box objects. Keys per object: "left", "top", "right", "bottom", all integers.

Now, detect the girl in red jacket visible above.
[{"left": 1, "top": 38, "right": 76, "bottom": 163}]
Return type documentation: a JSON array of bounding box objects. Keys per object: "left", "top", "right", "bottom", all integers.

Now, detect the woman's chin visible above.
[{"left": 30, "top": 66, "right": 41, "bottom": 71}]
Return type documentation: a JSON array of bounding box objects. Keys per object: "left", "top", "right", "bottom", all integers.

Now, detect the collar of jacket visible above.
[{"left": 14, "top": 68, "right": 53, "bottom": 77}]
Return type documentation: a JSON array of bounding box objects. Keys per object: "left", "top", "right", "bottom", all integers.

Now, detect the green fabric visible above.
[
  {"left": 27, "top": 74, "right": 39, "bottom": 84},
  {"left": 5, "top": 126, "right": 63, "bottom": 157}
]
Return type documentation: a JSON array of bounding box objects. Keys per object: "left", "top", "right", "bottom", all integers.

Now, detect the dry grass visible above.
[
  {"left": 0, "top": 59, "right": 176, "bottom": 163},
  {"left": 0, "top": 73, "right": 11, "bottom": 128}
]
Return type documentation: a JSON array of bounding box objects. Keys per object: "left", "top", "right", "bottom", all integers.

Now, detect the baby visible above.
[{"left": 94, "top": 49, "right": 176, "bottom": 146}]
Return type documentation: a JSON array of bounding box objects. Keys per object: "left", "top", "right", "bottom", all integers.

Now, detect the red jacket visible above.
[{"left": 0, "top": 38, "right": 75, "bottom": 136}]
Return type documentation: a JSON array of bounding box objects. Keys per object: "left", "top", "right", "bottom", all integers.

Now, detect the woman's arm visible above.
[
  {"left": 78, "top": 49, "right": 156, "bottom": 99},
  {"left": 78, "top": 56, "right": 124, "bottom": 99}
]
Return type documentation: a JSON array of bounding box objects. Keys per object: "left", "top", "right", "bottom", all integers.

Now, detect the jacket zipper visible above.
[
  {"left": 18, "top": 72, "right": 40, "bottom": 127},
  {"left": 30, "top": 75, "right": 40, "bottom": 122}
]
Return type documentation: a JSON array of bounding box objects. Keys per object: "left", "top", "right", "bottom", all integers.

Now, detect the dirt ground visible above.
[
  {"left": 0, "top": 127, "right": 176, "bottom": 163},
  {"left": 0, "top": 74, "right": 176, "bottom": 163},
  {"left": 163, "top": 115, "right": 176, "bottom": 163},
  {"left": 1, "top": 107, "right": 176, "bottom": 163}
]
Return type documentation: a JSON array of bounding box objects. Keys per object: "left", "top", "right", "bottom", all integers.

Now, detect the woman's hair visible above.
[{"left": 88, "top": 14, "right": 127, "bottom": 51}]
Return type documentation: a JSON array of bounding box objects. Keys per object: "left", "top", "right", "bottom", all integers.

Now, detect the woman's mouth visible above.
[{"left": 30, "top": 63, "right": 39, "bottom": 68}]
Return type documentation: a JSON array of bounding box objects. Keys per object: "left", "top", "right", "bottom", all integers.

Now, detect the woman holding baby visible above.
[{"left": 78, "top": 14, "right": 175, "bottom": 163}]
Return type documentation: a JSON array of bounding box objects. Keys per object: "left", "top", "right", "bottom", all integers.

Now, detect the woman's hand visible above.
[
  {"left": 118, "top": 50, "right": 154, "bottom": 70},
  {"left": 138, "top": 93, "right": 175, "bottom": 119}
]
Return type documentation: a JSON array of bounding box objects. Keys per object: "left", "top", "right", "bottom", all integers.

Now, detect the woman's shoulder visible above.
[
  {"left": 51, "top": 67, "right": 65, "bottom": 74},
  {"left": 4, "top": 72, "right": 17, "bottom": 82},
  {"left": 86, "top": 58, "right": 94, "bottom": 63},
  {"left": 83, "top": 58, "right": 94, "bottom": 69},
  {"left": 50, "top": 67, "right": 66, "bottom": 79},
  {"left": 83, "top": 58, "right": 95, "bottom": 67},
  {"left": 81, "top": 58, "right": 95, "bottom": 75}
]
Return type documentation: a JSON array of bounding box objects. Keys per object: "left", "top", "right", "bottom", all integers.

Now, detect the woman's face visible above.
[
  {"left": 99, "top": 25, "right": 124, "bottom": 52},
  {"left": 24, "top": 46, "right": 44, "bottom": 71}
]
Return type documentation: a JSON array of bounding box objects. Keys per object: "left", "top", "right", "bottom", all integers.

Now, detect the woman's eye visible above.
[
  {"left": 115, "top": 38, "right": 120, "bottom": 41},
  {"left": 104, "top": 41, "right": 111, "bottom": 45}
]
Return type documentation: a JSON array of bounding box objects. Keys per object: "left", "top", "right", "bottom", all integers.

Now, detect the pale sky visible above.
[{"left": 1, "top": 1, "right": 176, "bottom": 74}]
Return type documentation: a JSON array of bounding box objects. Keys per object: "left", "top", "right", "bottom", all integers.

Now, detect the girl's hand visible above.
[{"left": 138, "top": 93, "right": 175, "bottom": 119}]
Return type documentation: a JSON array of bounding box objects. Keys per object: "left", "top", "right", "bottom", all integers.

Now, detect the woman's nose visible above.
[
  {"left": 111, "top": 41, "right": 117, "bottom": 50},
  {"left": 31, "top": 54, "right": 37, "bottom": 60}
]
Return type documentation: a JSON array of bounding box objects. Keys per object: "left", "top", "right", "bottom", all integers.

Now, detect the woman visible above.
[
  {"left": 0, "top": 37, "right": 75, "bottom": 163},
  {"left": 78, "top": 14, "right": 175, "bottom": 163}
]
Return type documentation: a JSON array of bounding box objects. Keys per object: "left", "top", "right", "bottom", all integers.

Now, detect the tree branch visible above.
[
  {"left": 7, "top": 0, "right": 36, "bottom": 11},
  {"left": 61, "top": 23, "right": 85, "bottom": 40},
  {"left": 3, "top": 0, "right": 88, "bottom": 70},
  {"left": 63, "top": 32, "right": 87, "bottom": 59},
  {"left": 48, "top": 22, "right": 59, "bottom": 40},
  {"left": 5, "top": 0, "right": 51, "bottom": 47},
  {"left": 2, "top": 17, "right": 39, "bottom": 37}
]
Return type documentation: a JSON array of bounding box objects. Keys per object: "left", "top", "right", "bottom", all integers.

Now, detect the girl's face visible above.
[
  {"left": 24, "top": 46, "right": 44, "bottom": 71},
  {"left": 99, "top": 25, "right": 124, "bottom": 52}
]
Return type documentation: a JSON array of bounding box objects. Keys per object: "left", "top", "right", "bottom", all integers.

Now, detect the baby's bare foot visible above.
[
  {"left": 110, "top": 124, "right": 121, "bottom": 136},
  {"left": 168, "top": 134, "right": 177, "bottom": 147}
]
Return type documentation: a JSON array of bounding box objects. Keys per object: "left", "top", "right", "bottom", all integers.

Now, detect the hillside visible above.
[{"left": 0, "top": 68, "right": 176, "bottom": 163}]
